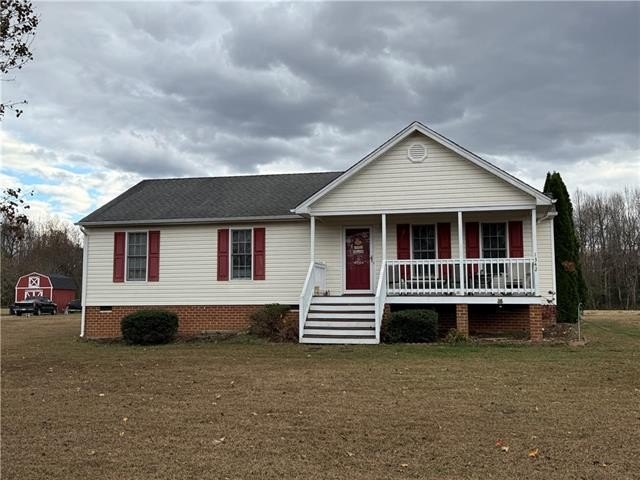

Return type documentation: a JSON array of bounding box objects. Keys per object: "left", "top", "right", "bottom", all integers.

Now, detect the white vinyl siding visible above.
[
  {"left": 536, "top": 217, "right": 555, "bottom": 304},
  {"left": 85, "top": 215, "right": 555, "bottom": 307},
  {"left": 85, "top": 222, "right": 309, "bottom": 306},
  {"left": 309, "top": 133, "right": 534, "bottom": 214}
]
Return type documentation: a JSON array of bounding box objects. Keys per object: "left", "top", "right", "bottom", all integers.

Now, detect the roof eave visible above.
[{"left": 76, "top": 214, "right": 304, "bottom": 228}]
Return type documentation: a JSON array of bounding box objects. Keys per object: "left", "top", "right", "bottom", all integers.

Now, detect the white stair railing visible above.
[
  {"left": 298, "top": 261, "right": 327, "bottom": 342},
  {"left": 374, "top": 263, "right": 387, "bottom": 342}
]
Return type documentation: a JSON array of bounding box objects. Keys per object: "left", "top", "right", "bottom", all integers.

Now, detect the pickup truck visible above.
[{"left": 13, "top": 297, "right": 58, "bottom": 316}]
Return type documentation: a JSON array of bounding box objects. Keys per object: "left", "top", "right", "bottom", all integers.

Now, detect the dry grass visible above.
[{"left": 1, "top": 310, "right": 639, "bottom": 479}]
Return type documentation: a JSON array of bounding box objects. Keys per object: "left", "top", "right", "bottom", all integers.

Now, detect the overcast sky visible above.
[{"left": 2, "top": 1, "right": 639, "bottom": 225}]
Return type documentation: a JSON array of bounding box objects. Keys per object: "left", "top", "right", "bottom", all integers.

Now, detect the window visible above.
[
  {"left": 412, "top": 225, "right": 436, "bottom": 259},
  {"left": 482, "top": 223, "right": 507, "bottom": 258},
  {"left": 126, "top": 232, "right": 147, "bottom": 281},
  {"left": 231, "top": 229, "right": 252, "bottom": 279}
]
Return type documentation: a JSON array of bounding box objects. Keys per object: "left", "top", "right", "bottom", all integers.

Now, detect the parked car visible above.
[
  {"left": 14, "top": 297, "right": 58, "bottom": 316},
  {"left": 65, "top": 299, "right": 82, "bottom": 314}
]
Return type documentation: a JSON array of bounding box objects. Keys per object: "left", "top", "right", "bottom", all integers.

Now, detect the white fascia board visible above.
[{"left": 294, "top": 121, "right": 552, "bottom": 213}]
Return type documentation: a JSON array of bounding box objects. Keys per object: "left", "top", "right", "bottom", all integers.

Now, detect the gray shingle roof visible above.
[
  {"left": 78, "top": 172, "right": 342, "bottom": 225},
  {"left": 48, "top": 274, "right": 77, "bottom": 290}
]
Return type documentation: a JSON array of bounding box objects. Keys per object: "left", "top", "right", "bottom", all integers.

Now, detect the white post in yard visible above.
[
  {"left": 531, "top": 208, "right": 539, "bottom": 296},
  {"left": 310, "top": 215, "right": 316, "bottom": 263},
  {"left": 457, "top": 211, "right": 465, "bottom": 295},
  {"left": 381, "top": 213, "right": 387, "bottom": 264}
]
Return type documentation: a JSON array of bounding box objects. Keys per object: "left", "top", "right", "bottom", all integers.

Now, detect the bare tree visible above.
[
  {"left": 575, "top": 187, "right": 640, "bottom": 309},
  {"left": 0, "top": 0, "right": 39, "bottom": 119}
]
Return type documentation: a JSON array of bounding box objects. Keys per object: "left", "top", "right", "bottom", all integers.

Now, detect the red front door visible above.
[{"left": 345, "top": 228, "right": 371, "bottom": 290}]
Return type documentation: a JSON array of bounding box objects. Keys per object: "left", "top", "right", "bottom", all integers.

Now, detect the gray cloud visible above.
[{"left": 2, "top": 1, "right": 638, "bottom": 222}]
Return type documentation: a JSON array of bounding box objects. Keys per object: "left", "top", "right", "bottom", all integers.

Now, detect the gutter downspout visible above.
[{"left": 79, "top": 226, "right": 89, "bottom": 338}]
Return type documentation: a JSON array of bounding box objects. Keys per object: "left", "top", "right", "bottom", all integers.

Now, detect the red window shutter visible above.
[
  {"left": 217, "top": 229, "right": 229, "bottom": 281},
  {"left": 396, "top": 224, "right": 411, "bottom": 259},
  {"left": 465, "top": 222, "right": 480, "bottom": 258},
  {"left": 113, "top": 232, "right": 126, "bottom": 282},
  {"left": 508, "top": 221, "right": 524, "bottom": 257},
  {"left": 437, "top": 223, "right": 451, "bottom": 259},
  {"left": 465, "top": 222, "right": 480, "bottom": 276},
  {"left": 148, "top": 230, "right": 160, "bottom": 281},
  {"left": 253, "top": 228, "right": 265, "bottom": 280}
]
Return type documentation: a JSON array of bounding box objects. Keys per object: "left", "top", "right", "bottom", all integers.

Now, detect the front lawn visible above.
[{"left": 1, "top": 311, "right": 638, "bottom": 479}]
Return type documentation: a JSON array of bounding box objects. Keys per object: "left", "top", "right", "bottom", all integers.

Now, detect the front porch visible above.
[{"left": 299, "top": 208, "right": 550, "bottom": 344}]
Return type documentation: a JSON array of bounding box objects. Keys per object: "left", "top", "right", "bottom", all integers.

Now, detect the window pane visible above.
[
  {"left": 231, "top": 229, "right": 252, "bottom": 279},
  {"left": 412, "top": 225, "right": 436, "bottom": 260},
  {"left": 127, "top": 232, "right": 147, "bottom": 281},
  {"left": 481, "top": 223, "right": 507, "bottom": 258}
]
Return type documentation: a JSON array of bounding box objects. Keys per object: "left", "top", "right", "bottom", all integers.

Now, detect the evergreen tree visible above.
[{"left": 544, "top": 172, "right": 587, "bottom": 322}]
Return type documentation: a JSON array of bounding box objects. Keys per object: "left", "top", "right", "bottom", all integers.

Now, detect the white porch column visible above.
[
  {"left": 381, "top": 213, "right": 387, "bottom": 264},
  {"left": 458, "top": 211, "right": 465, "bottom": 294},
  {"left": 310, "top": 215, "right": 316, "bottom": 263},
  {"left": 531, "top": 208, "right": 539, "bottom": 295}
]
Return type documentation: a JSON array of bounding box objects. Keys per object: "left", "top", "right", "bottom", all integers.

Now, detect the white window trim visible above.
[
  {"left": 479, "top": 222, "right": 510, "bottom": 259},
  {"left": 125, "top": 230, "right": 149, "bottom": 283},
  {"left": 410, "top": 223, "right": 439, "bottom": 260},
  {"left": 229, "top": 227, "right": 254, "bottom": 281}
]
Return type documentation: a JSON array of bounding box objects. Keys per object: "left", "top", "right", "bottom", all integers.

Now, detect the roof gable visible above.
[{"left": 294, "top": 122, "right": 552, "bottom": 213}]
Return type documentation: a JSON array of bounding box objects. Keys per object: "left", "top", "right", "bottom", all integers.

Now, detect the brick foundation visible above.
[
  {"left": 468, "top": 305, "right": 530, "bottom": 335},
  {"left": 388, "top": 302, "right": 548, "bottom": 340},
  {"left": 84, "top": 305, "right": 298, "bottom": 339},
  {"left": 529, "top": 304, "right": 543, "bottom": 342},
  {"left": 455, "top": 304, "right": 469, "bottom": 336},
  {"left": 541, "top": 304, "right": 557, "bottom": 327}
]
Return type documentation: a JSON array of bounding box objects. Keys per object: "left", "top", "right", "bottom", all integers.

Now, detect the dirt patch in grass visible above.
[{"left": 1, "top": 311, "right": 639, "bottom": 479}]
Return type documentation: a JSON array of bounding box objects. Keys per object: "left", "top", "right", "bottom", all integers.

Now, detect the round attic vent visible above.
[{"left": 407, "top": 142, "right": 428, "bottom": 163}]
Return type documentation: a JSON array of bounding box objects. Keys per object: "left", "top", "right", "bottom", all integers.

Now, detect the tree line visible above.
[
  {"left": 1, "top": 188, "right": 83, "bottom": 306},
  {"left": 1, "top": 217, "right": 83, "bottom": 307},
  {"left": 574, "top": 187, "right": 640, "bottom": 310}
]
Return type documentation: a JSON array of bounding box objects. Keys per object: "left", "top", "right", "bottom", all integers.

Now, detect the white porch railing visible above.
[
  {"left": 387, "top": 257, "right": 536, "bottom": 296},
  {"left": 374, "top": 263, "right": 387, "bottom": 342},
  {"left": 299, "top": 261, "right": 327, "bottom": 341}
]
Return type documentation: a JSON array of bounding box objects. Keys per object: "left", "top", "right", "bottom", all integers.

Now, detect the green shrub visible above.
[
  {"left": 249, "top": 304, "right": 295, "bottom": 342},
  {"left": 382, "top": 309, "right": 438, "bottom": 343},
  {"left": 443, "top": 328, "right": 469, "bottom": 345},
  {"left": 121, "top": 310, "right": 179, "bottom": 345}
]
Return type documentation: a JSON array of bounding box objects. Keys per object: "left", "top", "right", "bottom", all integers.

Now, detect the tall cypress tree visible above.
[{"left": 543, "top": 172, "right": 586, "bottom": 322}]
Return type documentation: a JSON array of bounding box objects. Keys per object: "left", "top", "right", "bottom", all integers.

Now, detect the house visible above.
[
  {"left": 77, "top": 122, "right": 557, "bottom": 343},
  {"left": 15, "top": 272, "right": 77, "bottom": 313}
]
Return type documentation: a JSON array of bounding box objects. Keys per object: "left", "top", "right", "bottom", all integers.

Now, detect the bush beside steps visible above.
[
  {"left": 121, "top": 310, "right": 179, "bottom": 345},
  {"left": 249, "top": 304, "right": 296, "bottom": 342},
  {"left": 382, "top": 309, "right": 439, "bottom": 343}
]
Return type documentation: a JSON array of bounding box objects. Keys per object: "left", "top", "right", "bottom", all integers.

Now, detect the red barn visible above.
[{"left": 15, "top": 272, "right": 77, "bottom": 313}]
